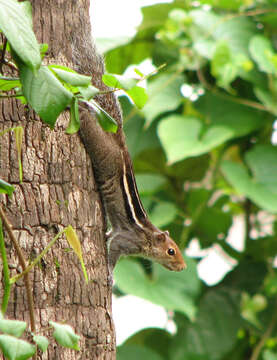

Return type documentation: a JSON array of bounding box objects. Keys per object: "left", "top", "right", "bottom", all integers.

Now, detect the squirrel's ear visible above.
[{"left": 154, "top": 232, "right": 166, "bottom": 242}]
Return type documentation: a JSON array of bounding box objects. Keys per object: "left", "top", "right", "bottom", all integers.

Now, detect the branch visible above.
[
  {"left": 10, "top": 229, "right": 65, "bottom": 284},
  {"left": 196, "top": 68, "right": 269, "bottom": 112},
  {"left": 250, "top": 299, "right": 277, "bottom": 360},
  {"left": 0, "top": 219, "right": 11, "bottom": 314},
  {"left": 0, "top": 206, "right": 36, "bottom": 333}
]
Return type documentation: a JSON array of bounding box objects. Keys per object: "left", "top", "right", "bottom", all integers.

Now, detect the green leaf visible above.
[
  {"left": 211, "top": 41, "right": 238, "bottom": 89},
  {"left": 66, "top": 98, "right": 80, "bottom": 134},
  {"left": 121, "top": 96, "right": 160, "bottom": 158},
  {"left": 0, "top": 319, "right": 26, "bottom": 338},
  {"left": 254, "top": 86, "right": 277, "bottom": 115},
  {"left": 0, "top": 77, "right": 20, "bottom": 91},
  {"left": 221, "top": 145, "right": 277, "bottom": 213},
  {"left": 0, "top": 0, "right": 41, "bottom": 71},
  {"left": 142, "top": 73, "right": 184, "bottom": 126},
  {"left": 86, "top": 99, "right": 118, "bottom": 133},
  {"left": 126, "top": 86, "right": 148, "bottom": 109},
  {"left": 124, "top": 328, "right": 172, "bottom": 360},
  {"left": 64, "top": 225, "right": 88, "bottom": 283},
  {"left": 50, "top": 321, "right": 80, "bottom": 350},
  {"left": 249, "top": 35, "right": 277, "bottom": 74},
  {"left": 187, "top": 190, "right": 232, "bottom": 247},
  {"left": 102, "top": 74, "right": 138, "bottom": 90},
  {"left": 105, "top": 41, "right": 153, "bottom": 74},
  {"left": 136, "top": 174, "right": 166, "bottom": 195},
  {"left": 0, "top": 335, "right": 36, "bottom": 360},
  {"left": 102, "top": 74, "right": 147, "bottom": 109},
  {"left": 33, "top": 335, "right": 49, "bottom": 353},
  {"left": 158, "top": 93, "right": 263, "bottom": 163},
  {"left": 51, "top": 67, "right": 92, "bottom": 87},
  {"left": 241, "top": 293, "right": 267, "bottom": 328},
  {"left": 117, "top": 344, "right": 163, "bottom": 360},
  {"left": 20, "top": 65, "right": 73, "bottom": 127},
  {"left": 170, "top": 289, "right": 242, "bottom": 360},
  {"left": 223, "top": 259, "right": 267, "bottom": 295},
  {"left": 78, "top": 85, "right": 99, "bottom": 100},
  {"left": 0, "top": 179, "right": 14, "bottom": 196},
  {"left": 149, "top": 201, "right": 178, "bottom": 228},
  {"left": 114, "top": 257, "right": 201, "bottom": 320},
  {"left": 138, "top": 2, "right": 184, "bottom": 37}
]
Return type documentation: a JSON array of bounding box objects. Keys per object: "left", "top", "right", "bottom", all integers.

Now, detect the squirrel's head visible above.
[{"left": 150, "top": 230, "right": 186, "bottom": 272}]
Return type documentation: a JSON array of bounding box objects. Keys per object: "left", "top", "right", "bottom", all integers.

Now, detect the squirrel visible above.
[{"left": 78, "top": 45, "right": 186, "bottom": 275}]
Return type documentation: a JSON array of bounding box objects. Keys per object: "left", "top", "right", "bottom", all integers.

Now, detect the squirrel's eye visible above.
[{"left": 167, "top": 248, "right": 175, "bottom": 256}]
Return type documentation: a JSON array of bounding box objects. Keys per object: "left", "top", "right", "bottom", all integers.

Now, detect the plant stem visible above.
[
  {"left": 0, "top": 205, "right": 36, "bottom": 333},
  {"left": 0, "top": 219, "right": 11, "bottom": 314},
  {"left": 10, "top": 229, "right": 66, "bottom": 284},
  {"left": 250, "top": 299, "right": 277, "bottom": 360},
  {"left": 196, "top": 68, "right": 269, "bottom": 112}
]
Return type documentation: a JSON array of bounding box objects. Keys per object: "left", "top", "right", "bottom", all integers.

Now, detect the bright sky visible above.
[{"left": 92, "top": 0, "right": 172, "bottom": 38}]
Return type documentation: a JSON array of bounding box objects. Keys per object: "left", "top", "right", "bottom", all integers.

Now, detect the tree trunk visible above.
[{"left": 0, "top": 0, "right": 116, "bottom": 359}]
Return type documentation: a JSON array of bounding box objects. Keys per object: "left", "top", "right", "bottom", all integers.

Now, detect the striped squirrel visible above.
[{"left": 79, "top": 60, "right": 186, "bottom": 274}]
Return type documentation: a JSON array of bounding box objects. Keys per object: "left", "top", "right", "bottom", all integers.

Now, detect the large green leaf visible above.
[
  {"left": 254, "top": 86, "right": 277, "bottom": 115},
  {"left": 249, "top": 35, "right": 277, "bottom": 74},
  {"left": 124, "top": 328, "right": 172, "bottom": 360},
  {"left": 187, "top": 190, "right": 232, "bottom": 247},
  {"left": 170, "top": 289, "right": 242, "bottom": 360},
  {"left": 0, "top": 335, "right": 36, "bottom": 360},
  {"left": 117, "top": 344, "right": 163, "bottom": 360},
  {"left": 142, "top": 73, "right": 184, "bottom": 126},
  {"left": 0, "top": 319, "right": 26, "bottom": 338},
  {"left": 158, "top": 93, "right": 262, "bottom": 163},
  {"left": 50, "top": 322, "right": 80, "bottom": 351},
  {"left": 222, "top": 145, "right": 277, "bottom": 213},
  {"left": 32, "top": 335, "right": 49, "bottom": 353},
  {"left": 121, "top": 96, "right": 160, "bottom": 158},
  {"left": 114, "top": 257, "right": 201, "bottom": 320},
  {"left": 136, "top": 174, "right": 166, "bottom": 195},
  {"left": 190, "top": 10, "right": 257, "bottom": 56},
  {"left": 50, "top": 66, "right": 92, "bottom": 87},
  {"left": 223, "top": 259, "right": 267, "bottom": 295},
  {"left": 0, "top": 0, "right": 41, "bottom": 71},
  {"left": 20, "top": 65, "right": 73, "bottom": 127},
  {"left": 105, "top": 41, "right": 153, "bottom": 74},
  {"left": 149, "top": 201, "right": 178, "bottom": 228}
]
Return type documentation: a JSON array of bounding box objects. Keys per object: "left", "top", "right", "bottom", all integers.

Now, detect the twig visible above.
[
  {"left": 0, "top": 205, "right": 36, "bottom": 333},
  {"left": 196, "top": 68, "right": 269, "bottom": 112},
  {"left": 10, "top": 229, "right": 65, "bottom": 284},
  {"left": 0, "top": 219, "right": 11, "bottom": 314},
  {"left": 250, "top": 300, "right": 277, "bottom": 360}
]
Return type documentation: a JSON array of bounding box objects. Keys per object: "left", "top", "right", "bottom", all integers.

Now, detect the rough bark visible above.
[{"left": 0, "top": 0, "right": 116, "bottom": 359}]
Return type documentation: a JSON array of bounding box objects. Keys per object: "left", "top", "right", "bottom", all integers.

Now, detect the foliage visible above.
[
  {"left": 1, "top": 0, "right": 277, "bottom": 359},
  {"left": 0, "top": 216, "right": 82, "bottom": 358},
  {"left": 102, "top": 0, "right": 277, "bottom": 359}
]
